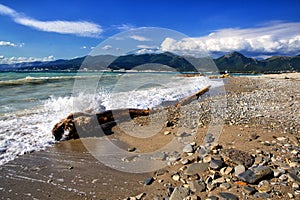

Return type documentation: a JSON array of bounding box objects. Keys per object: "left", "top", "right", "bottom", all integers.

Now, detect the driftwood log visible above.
[{"left": 52, "top": 85, "right": 211, "bottom": 141}]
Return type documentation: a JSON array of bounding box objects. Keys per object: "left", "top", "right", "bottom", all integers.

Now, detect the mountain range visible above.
[{"left": 0, "top": 51, "right": 299, "bottom": 73}]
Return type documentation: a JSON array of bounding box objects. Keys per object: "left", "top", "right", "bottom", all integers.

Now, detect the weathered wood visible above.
[{"left": 52, "top": 85, "right": 211, "bottom": 141}]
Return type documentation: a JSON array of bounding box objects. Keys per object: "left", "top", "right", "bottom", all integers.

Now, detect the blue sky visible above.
[{"left": 0, "top": 0, "right": 300, "bottom": 64}]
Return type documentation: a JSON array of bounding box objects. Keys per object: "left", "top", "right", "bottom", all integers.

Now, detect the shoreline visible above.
[{"left": 0, "top": 74, "right": 299, "bottom": 199}]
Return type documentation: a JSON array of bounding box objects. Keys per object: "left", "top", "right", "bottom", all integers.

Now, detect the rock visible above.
[
  {"left": 218, "top": 192, "right": 239, "bottom": 200},
  {"left": 155, "top": 169, "right": 168, "bottom": 176},
  {"left": 203, "top": 156, "right": 212, "bottom": 163},
  {"left": 151, "top": 152, "right": 166, "bottom": 160},
  {"left": 164, "top": 131, "right": 171, "bottom": 135},
  {"left": 287, "top": 172, "right": 300, "bottom": 184},
  {"left": 184, "top": 195, "right": 200, "bottom": 200},
  {"left": 221, "top": 149, "right": 254, "bottom": 168},
  {"left": 243, "top": 186, "right": 256, "bottom": 195},
  {"left": 237, "top": 166, "right": 273, "bottom": 184},
  {"left": 172, "top": 174, "right": 180, "bottom": 181},
  {"left": 292, "top": 182, "right": 300, "bottom": 190},
  {"left": 220, "top": 183, "right": 231, "bottom": 190},
  {"left": 220, "top": 167, "right": 233, "bottom": 176},
  {"left": 204, "top": 133, "right": 215, "bottom": 143},
  {"left": 206, "top": 196, "right": 218, "bottom": 200},
  {"left": 257, "top": 180, "right": 273, "bottom": 193},
  {"left": 169, "top": 187, "right": 189, "bottom": 200},
  {"left": 209, "top": 159, "right": 224, "bottom": 170},
  {"left": 189, "top": 180, "right": 206, "bottom": 192},
  {"left": 127, "top": 147, "right": 136, "bottom": 152},
  {"left": 234, "top": 165, "right": 245, "bottom": 176},
  {"left": 254, "top": 192, "right": 270, "bottom": 199},
  {"left": 185, "top": 163, "right": 209, "bottom": 175},
  {"left": 135, "top": 193, "right": 145, "bottom": 200},
  {"left": 279, "top": 174, "right": 288, "bottom": 181},
  {"left": 183, "top": 144, "right": 194, "bottom": 153},
  {"left": 273, "top": 168, "right": 285, "bottom": 177},
  {"left": 181, "top": 159, "right": 190, "bottom": 165},
  {"left": 143, "top": 177, "right": 154, "bottom": 185},
  {"left": 276, "top": 137, "right": 287, "bottom": 142},
  {"left": 213, "top": 177, "right": 225, "bottom": 184},
  {"left": 287, "top": 193, "right": 294, "bottom": 198}
]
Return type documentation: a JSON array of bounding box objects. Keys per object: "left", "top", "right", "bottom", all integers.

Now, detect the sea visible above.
[{"left": 0, "top": 71, "right": 226, "bottom": 165}]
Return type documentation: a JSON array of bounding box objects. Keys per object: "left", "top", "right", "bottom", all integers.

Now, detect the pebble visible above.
[
  {"left": 243, "top": 186, "right": 256, "bottom": 195},
  {"left": 169, "top": 187, "right": 189, "bottom": 200},
  {"left": 143, "top": 177, "right": 154, "bottom": 185},
  {"left": 237, "top": 166, "right": 272, "bottom": 184},
  {"left": 151, "top": 152, "right": 166, "bottom": 160},
  {"left": 185, "top": 163, "right": 209, "bottom": 175},
  {"left": 279, "top": 174, "right": 288, "bottom": 181},
  {"left": 183, "top": 144, "right": 194, "bottom": 153},
  {"left": 234, "top": 165, "right": 245, "bottom": 176},
  {"left": 218, "top": 192, "right": 239, "bottom": 200},
  {"left": 273, "top": 168, "right": 285, "bottom": 177},
  {"left": 287, "top": 193, "right": 294, "bottom": 198},
  {"left": 257, "top": 180, "right": 273, "bottom": 193},
  {"left": 287, "top": 172, "right": 300, "bottom": 184},
  {"left": 209, "top": 159, "right": 224, "bottom": 170},
  {"left": 172, "top": 174, "right": 180, "bottom": 181},
  {"left": 206, "top": 196, "right": 218, "bottom": 200},
  {"left": 254, "top": 192, "right": 270, "bottom": 199},
  {"left": 164, "top": 131, "right": 171, "bottom": 135},
  {"left": 220, "top": 166, "right": 233, "bottom": 176},
  {"left": 213, "top": 177, "right": 225, "bottom": 184},
  {"left": 189, "top": 180, "right": 206, "bottom": 192},
  {"left": 181, "top": 159, "right": 190, "bottom": 165},
  {"left": 292, "top": 182, "right": 300, "bottom": 190},
  {"left": 220, "top": 183, "right": 231, "bottom": 190}
]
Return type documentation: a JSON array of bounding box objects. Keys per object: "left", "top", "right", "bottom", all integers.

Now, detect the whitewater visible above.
[{"left": 0, "top": 71, "right": 223, "bottom": 165}]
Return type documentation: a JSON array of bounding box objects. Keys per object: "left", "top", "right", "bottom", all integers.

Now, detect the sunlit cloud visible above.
[
  {"left": 130, "top": 35, "right": 151, "bottom": 41},
  {"left": 114, "top": 24, "right": 136, "bottom": 31},
  {"left": 0, "top": 40, "right": 23, "bottom": 47},
  {"left": 160, "top": 22, "right": 300, "bottom": 57},
  {"left": 0, "top": 4, "right": 102, "bottom": 37},
  {"left": 0, "top": 55, "right": 55, "bottom": 64}
]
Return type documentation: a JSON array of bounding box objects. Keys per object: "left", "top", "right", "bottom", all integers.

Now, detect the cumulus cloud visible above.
[
  {"left": 0, "top": 55, "right": 55, "bottom": 64},
  {"left": 130, "top": 35, "right": 151, "bottom": 41},
  {"left": 0, "top": 40, "right": 22, "bottom": 47},
  {"left": 160, "top": 22, "right": 300, "bottom": 57},
  {"left": 0, "top": 4, "right": 102, "bottom": 37}
]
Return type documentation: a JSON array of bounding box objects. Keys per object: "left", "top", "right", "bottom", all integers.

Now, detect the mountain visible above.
[
  {"left": 214, "top": 51, "right": 300, "bottom": 73},
  {"left": 0, "top": 51, "right": 299, "bottom": 73}
]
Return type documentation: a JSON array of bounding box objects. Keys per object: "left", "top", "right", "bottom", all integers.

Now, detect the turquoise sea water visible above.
[{"left": 0, "top": 71, "right": 224, "bottom": 165}]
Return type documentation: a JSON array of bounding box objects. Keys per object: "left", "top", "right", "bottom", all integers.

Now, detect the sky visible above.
[{"left": 0, "top": 0, "right": 300, "bottom": 64}]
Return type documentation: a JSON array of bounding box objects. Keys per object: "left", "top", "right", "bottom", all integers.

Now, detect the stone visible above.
[
  {"left": 181, "top": 159, "right": 189, "bottom": 165},
  {"left": 220, "top": 183, "right": 231, "bottom": 190},
  {"left": 220, "top": 167, "right": 233, "bottom": 176},
  {"left": 213, "top": 177, "right": 225, "bottom": 184},
  {"left": 243, "top": 186, "right": 256, "bottom": 195},
  {"left": 203, "top": 156, "right": 212, "bottom": 163},
  {"left": 234, "top": 165, "right": 245, "bottom": 176},
  {"left": 276, "top": 137, "right": 287, "bottom": 142},
  {"left": 237, "top": 166, "right": 273, "bottom": 184},
  {"left": 189, "top": 180, "right": 206, "bottom": 192},
  {"left": 135, "top": 193, "right": 145, "bottom": 200},
  {"left": 279, "top": 174, "right": 288, "bottom": 181},
  {"left": 218, "top": 192, "right": 239, "bottom": 200},
  {"left": 184, "top": 195, "right": 200, "bottom": 200},
  {"left": 287, "top": 172, "right": 300, "bottom": 184},
  {"left": 273, "top": 168, "right": 285, "bottom": 177},
  {"left": 143, "top": 177, "right": 154, "bottom": 185},
  {"left": 127, "top": 147, "right": 136, "bottom": 152},
  {"left": 164, "top": 131, "right": 171, "bottom": 135},
  {"left": 185, "top": 163, "right": 209, "bottom": 175},
  {"left": 257, "top": 180, "right": 273, "bottom": 193},
  {"left": 209, "top": 159, "right": 224, "bottom": 170},
  {"left": 254, "top": 192, "right": 270, "bottom": 199},
  {"left": 183, "top": 144, "right": 194, "bottom": 153},
  {"left": 169, "top": 187, "right": 189, "bottom": 200},
  {"left": 155, "top": 169, "right": 168, "bottom": 176},
  {"left": 206, "top": 196, "right": 218, "bottom": 200},
  {"left": 292, "top": 182, "right": 300, "bottom": 190},
  {"left": 172, "top": 174, "right": 180, "bottom": 181},
  {"left": 151, "top": 152, "right": 166, "bottom": 160},
  {"left": 287, "top": 193, "right": 294, "bottom": 198},
  {"left": 221, "top": 149, "right": 254, "bottom": 168}
]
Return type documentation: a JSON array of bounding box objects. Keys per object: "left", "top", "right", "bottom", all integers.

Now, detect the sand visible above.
[{"left": 0, "top": 73, "right": 299, "bottom": 199}]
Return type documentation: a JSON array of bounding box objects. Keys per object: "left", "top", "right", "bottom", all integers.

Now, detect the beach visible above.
[{"left": 0, "top": 73, "right": 299, "bottom": 199}]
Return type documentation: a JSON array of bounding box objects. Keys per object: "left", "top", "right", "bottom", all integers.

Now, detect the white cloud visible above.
[
  {"left": 0, "top": 55, "right": 55, "bottom": 64},
  {"left": 130, "top": 35, "right": 151, "bottom": 41},
  {"left": 114, "top": 24, "right": 136, "bottom": 31},
  {"left": 160, "top": 22, "right": 300, "bottom": 56},
  {"left": 102, "top": 45, "right": 112, "bottom": 50},
  {"left": 0, "top": 4, "right": 102, "bottom": 37},
  {"left": 0, "top": 41, "right": 18, "bottom": 47}
]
